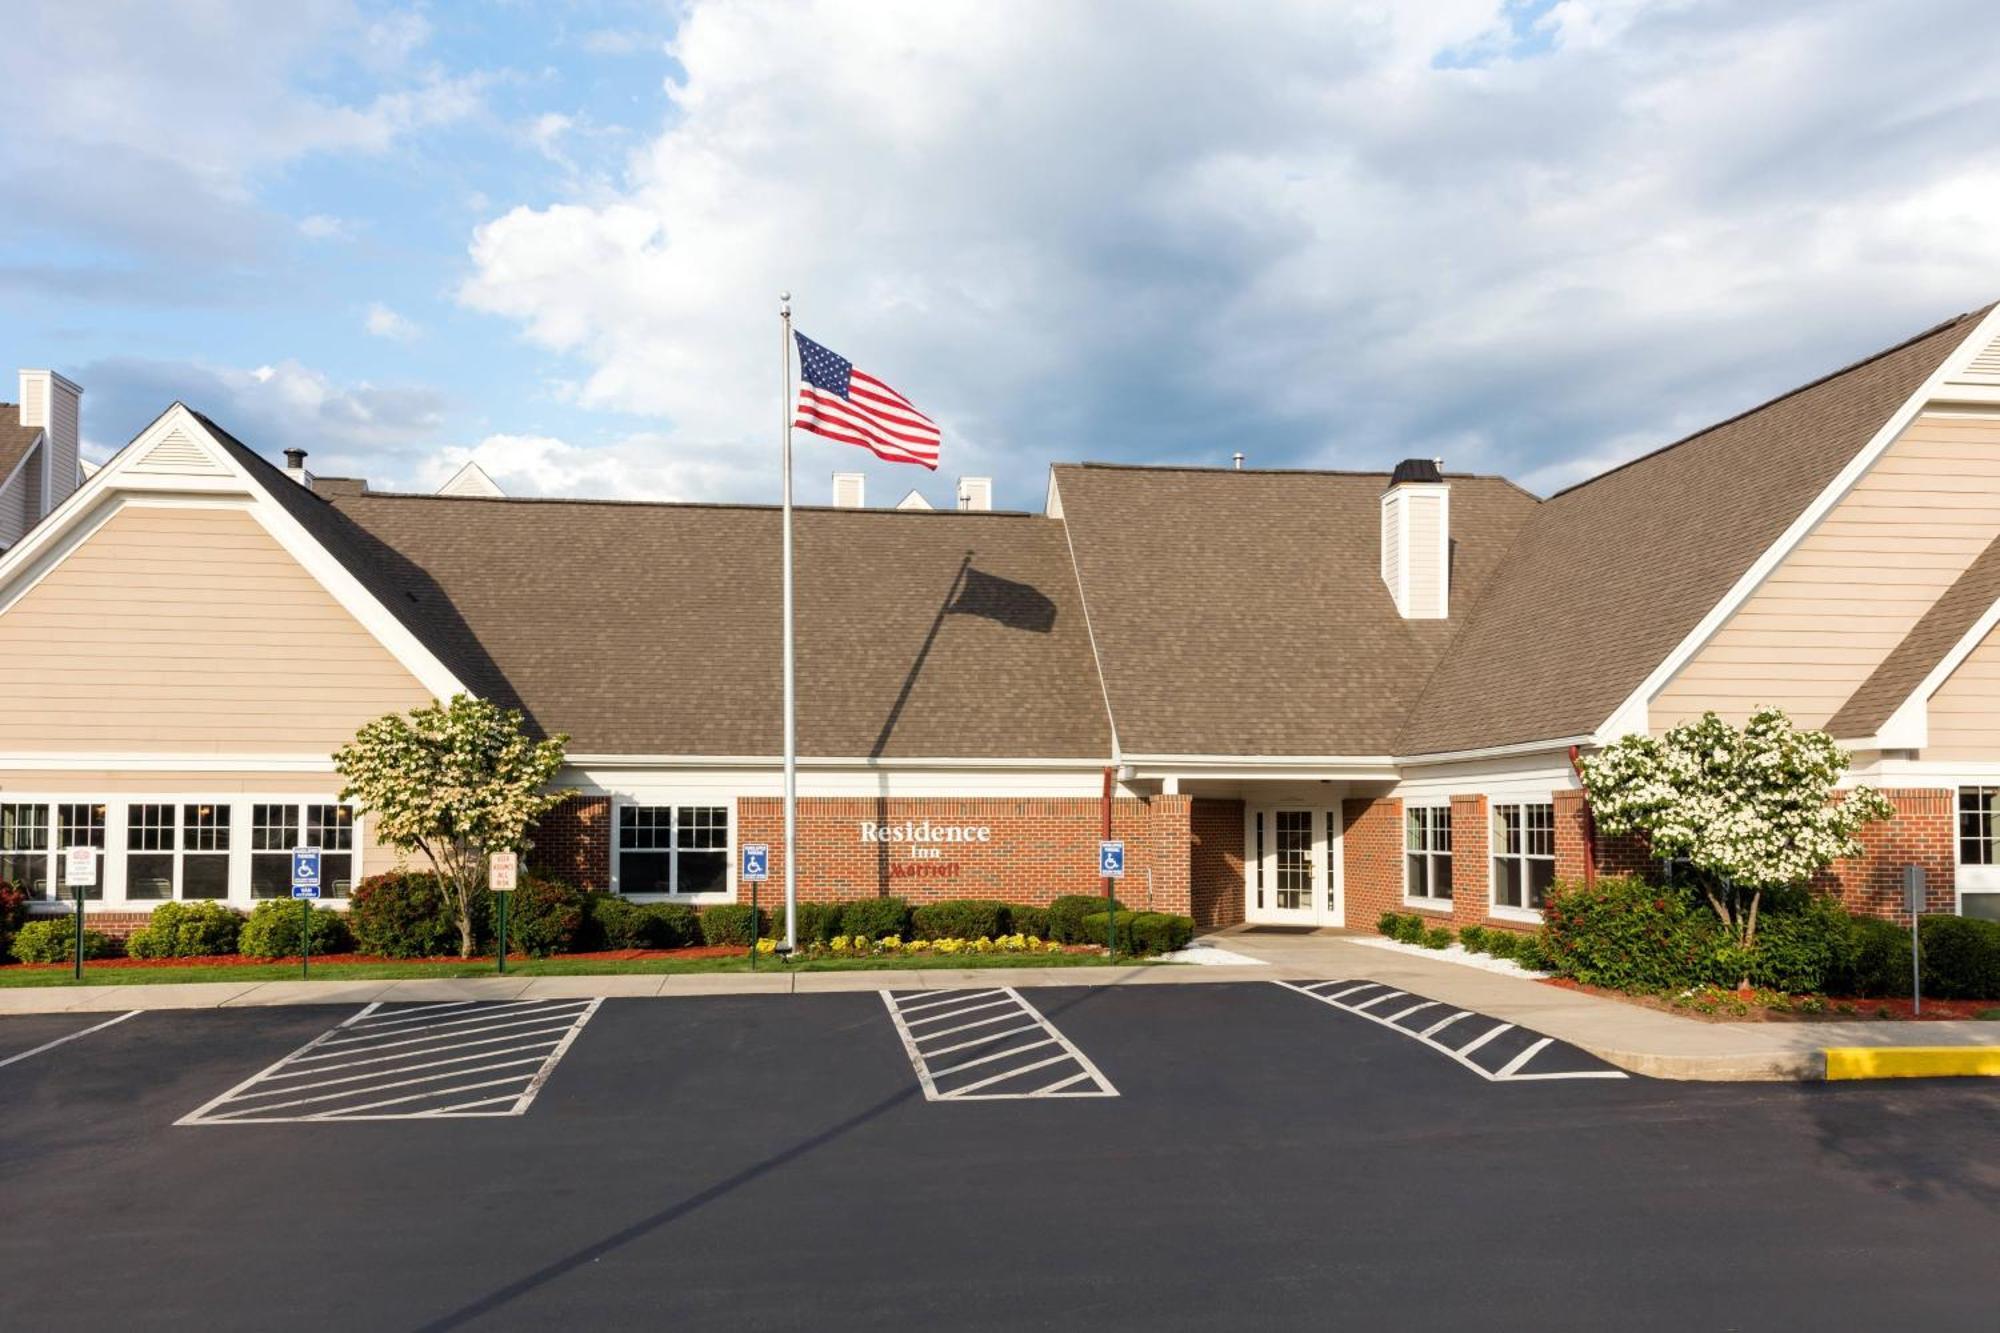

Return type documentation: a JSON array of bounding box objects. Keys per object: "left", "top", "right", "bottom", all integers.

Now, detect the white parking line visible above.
[
  {"left": 177, "top": 999, "right": 601, "bottom": 1125},
  {"left": 0, "top": 1011, "right": 139, "bottom": 1070},
  {"left": 881, "top": 987, "right": 1117, "bottom": 1101},
  {"left": 1279, "top": 981, "right": 1627, "bottom": 1083}
]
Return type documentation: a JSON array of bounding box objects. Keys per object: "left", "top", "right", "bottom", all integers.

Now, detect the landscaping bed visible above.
[{"left": 1542, "top": 975, "right": 2000, "bottom": 1023}]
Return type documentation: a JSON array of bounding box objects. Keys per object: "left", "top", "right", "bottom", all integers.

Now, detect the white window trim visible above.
[
  {"left": 1402, "top": 802, "right": 1453, "bottom": 910},
  {"left": 6, "top": 795, "right": 365, "bottom": 910},
  {"left": 610, "top": 798, "right": 736, "bottom": 903},
  {"left": 1952, "top": 785, "right": 2000, "bottom": 917},
  {"left": 1489, "top": 800, "right": 1556, "bottom": 923}
]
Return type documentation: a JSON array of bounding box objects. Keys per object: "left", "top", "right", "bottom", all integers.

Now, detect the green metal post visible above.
[
  {"left": 73, "top": 882, "right": 84, "bottom": 981},
  {"left": 750, "top": 881, "right": 758, "bottom": 970},
  {"left": 301, "top": 897, "right": 311, "bottom": 980},
  {"left": 1106, "top": 896, "right": 1116, "bottom": 961},
  {"left": 497, "top": 892, "right": 509, "bottom": 975}
]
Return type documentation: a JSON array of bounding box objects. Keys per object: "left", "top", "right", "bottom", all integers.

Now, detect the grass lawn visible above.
[{"left": 0, "top": 950, "right": 1148, "bottom": 988}]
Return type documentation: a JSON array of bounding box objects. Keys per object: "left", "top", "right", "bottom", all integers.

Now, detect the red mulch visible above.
[
  {"left": 6, "top": 945, "right": 746, "bottom": 971},
  {"left": 1540, "top": 975, "right": 1998, "bottom": 1022}
]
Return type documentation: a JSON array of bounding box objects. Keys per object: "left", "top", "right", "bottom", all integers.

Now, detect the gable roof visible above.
[
  {"left": 1395, "top": 307, "right": 1988, "bottom": 757},
  {"left": 1054, "top": 463, "right": 1539, "bottom": 757},
  {"left": 1825, "top": 531, "right": 2000, "bottom": 741},
  {"left": 0, "top": 410, "right": 41, "bottom": 483}
]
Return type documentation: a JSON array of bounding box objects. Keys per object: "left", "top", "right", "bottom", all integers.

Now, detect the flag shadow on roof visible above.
[{"left": 948, "top": 565, "right": 1057, "bottom": 634}]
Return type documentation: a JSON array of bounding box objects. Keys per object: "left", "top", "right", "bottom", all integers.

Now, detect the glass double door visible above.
[{"left": 1246, "top": 806, "right": 1341, "bottom": 926}]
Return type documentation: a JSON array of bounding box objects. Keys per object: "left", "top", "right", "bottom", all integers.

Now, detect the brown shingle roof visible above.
[
  {"left": 205, "top": 414, "right": 1110, "bottom": 759},
  {"left": 1055, "top": 463, "right": 1540, "bottom": 756},
  {"left": 1396, "top": 308, "right": 1987, "bottom": 756},
  {"left": 0, "top": 409, "right": 41, "bottom": 483},
  {"left": 1825, "top": 532, "right": 2000, "bottom": 740}
]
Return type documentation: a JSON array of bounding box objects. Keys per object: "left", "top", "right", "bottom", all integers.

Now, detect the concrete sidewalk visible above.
[{"left": 2, "top": 934, "right": 1995, "bottom": 1080}]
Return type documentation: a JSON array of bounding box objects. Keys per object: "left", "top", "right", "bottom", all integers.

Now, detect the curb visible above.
[{"left": 1824, "top": 1046, "right": 2000, "bottom": 1080}]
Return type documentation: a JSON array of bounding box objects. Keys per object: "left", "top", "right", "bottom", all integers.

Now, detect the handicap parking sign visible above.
[
  {"left": 291, "top": 847, "right": 322, "bottom": 899},
  {"left": 741, "top": 843, "right": 770, "bottom": 882},
  {"left": 1098, "top": 840, "right": 1125, "bottom": 878}
]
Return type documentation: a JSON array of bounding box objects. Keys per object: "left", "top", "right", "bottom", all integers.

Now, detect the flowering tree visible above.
[
  {"left": 1577, "top": 708, "right": 1892, "bottom": 951},
  {"left": 335, "top": 695, "right": 568, "bottom": 958}
]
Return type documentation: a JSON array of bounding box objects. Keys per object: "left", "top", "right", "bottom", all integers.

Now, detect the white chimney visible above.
[
  {"left": 1380, "top": 458, "right": 1450, "bottom": 619},
  {"left": 956, "top": 476, "right": 992, "bottom": 511},
  {"left": 18, "top": 370, "right": 82, "bottom": 514},
  {"left": 832, "top": 472, "right": 866, "bottom": 508},
  {"left": 283, "top": 448, "right": 313, "bottom": 488}
]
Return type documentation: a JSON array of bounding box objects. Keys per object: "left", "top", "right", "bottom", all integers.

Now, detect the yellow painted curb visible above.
[{"left": 1824, "top": 1046, "right": 2000, "bottom": 1080}]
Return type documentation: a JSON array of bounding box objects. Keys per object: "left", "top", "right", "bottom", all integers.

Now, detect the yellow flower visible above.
[
  {"left": 1045, "top": 941, "right": 1062, "bottom": 953},
  {"left": 755, "top": 938, "right": 777, "bottom": 955}
]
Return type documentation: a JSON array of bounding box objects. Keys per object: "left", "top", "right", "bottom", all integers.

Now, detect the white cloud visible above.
[
  {"left": 364, "top": 302, "right": 421, "bottom": 341},
  {"left": 297, "top": 214, "right": 356, "bottom": 241},
  {"left": 459, "top": 0, "right": 2000, "bottom": 499},
  {"left": 413, "top": 432, "right": 762, "bottom": 502}
]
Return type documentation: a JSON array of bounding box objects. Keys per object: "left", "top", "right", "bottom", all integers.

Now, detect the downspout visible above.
[{"left": 1567, "top": 745, "right": 1597, "bottom": 891}]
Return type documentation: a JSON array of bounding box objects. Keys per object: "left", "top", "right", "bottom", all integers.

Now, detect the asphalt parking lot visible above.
[{"left": 2, "top": 983, "right": 1996, "bottom": 1331}]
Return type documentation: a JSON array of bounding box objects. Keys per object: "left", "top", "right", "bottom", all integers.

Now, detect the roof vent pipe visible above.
[
  {"left": 283, "top": 448, "right": 312, "bottom": 488},
  {"left": 1232, "top": 452, "right": 1244, "bottom": 470}
]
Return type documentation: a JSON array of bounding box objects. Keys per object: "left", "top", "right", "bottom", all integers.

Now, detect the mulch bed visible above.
[
  {"left": 1541, "top": 975, "right": 1999, "bottom": 1022},
  {"left": 5, "top": 945, "right": 746, "bottom": 971}
]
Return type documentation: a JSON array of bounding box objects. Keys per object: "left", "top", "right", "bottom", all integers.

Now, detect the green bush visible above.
[
  {"left": 766, "top": 901, "right": 844, "bottom": 946},
  {"left": 1048, "top": 894, "right": 1127, "bottom": 944},
  {"left": 1458, "top": 924, "right": 1488, "bottom": 954},
  {"left": 1828, "top": 916, "right": 1909, "bottom": 997},
  {"left": 1376, "top": 910, "right": 1407, "bottom": 938},
  {"left": 1008, "top": 905, "right": 1051, "bottom": 939},
  {"left": 1482, "top": 928, "right": 1521, "bottom": 960},
  {"left": 1919, "top": 914, "right": 2000, "bottom": 999},
  {"left": 0, "top": 880, "right": 29, "bottom": 959},
  {"left": 237, "top": 900, "right": 355, "bottom": 958},
  {"left": 1420, "top": 926, "right": 1453, "bottom": 950},
  {"left": 1128, "top": 912, "right": 1194, "bottom": 955},
  {"left": 485, "top": 875, "right": 587, "bottom": 957},
  {"left": 124, "top": 901, "right": 245, "bottom": 959},
  {"left": 1741, "top": 891, "right": 1855, "bottom": 994},
  {"left": 1539, "top": 876, "right": 1726, "bottom": 992},
  {"left": 10, "top": 919, "right": 120, "bottom": 964},
  {"left": 912, "top": 899, "right": 1008, "bottom": 941},
  {"left": 582, "top": 895, "right": 701, "bottom": 950},
  {"left": 699, "top": 903, "right": 763, "bottom": 947},
  {"left": 840, "top": 896, "right": 913, "bottom": 942},
  {"left": 348, "top": 872, "right": 484, "bottom": 958},
  {"left": 1391, "top": 914, "right": 1430, "bottom": 945},
  {"left": 1512, "top": 932, "right": 1552, "bottom": 972}
]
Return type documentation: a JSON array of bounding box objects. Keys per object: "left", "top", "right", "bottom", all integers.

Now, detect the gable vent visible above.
[
  {"left": 1953, "top": 330, "right": 2000, "bottom": 385},
  {"left": 130, "top": 427, "right": 227, "bottom": 475}
]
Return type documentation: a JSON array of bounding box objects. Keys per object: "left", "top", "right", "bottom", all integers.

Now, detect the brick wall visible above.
[
  {"left": 1817, "top": 788, "right": 1956, "bottom": 924},
  {"left": 1449, "top": 794, "right": 1489, "bottom": 929},
  {"left": 737, "top": 795, "right": 1192, "bottom": 915},
  {"left": 1190, "top": 798, "right": 1244, "bottom": 929},
  {"left": 1342, "top": 796, "right": 1404, "bottom": 930},
  {"left": 530, "top": 792, "right": 612, "bottom": 891}
]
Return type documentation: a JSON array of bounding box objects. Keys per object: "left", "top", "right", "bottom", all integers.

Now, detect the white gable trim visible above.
[
  {"left": 0, "top": 404, "right": 470, "bottom": 702},
  {"left": 0, "top": 429, "right": 43, "bottom": 499},
  {"left": 1850, "top": 589, "right": 2000, "bottom": 751},
  {"left": 1598, "top": 305, "right": 2000, "bottom": 744}
]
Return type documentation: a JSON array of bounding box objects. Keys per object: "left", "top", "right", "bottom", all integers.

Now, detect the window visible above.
[
  {"left": 0, "top": 804, "right": 51, "bottom": 899},
  {"left": 181, "top": 804, "right": 231, "bottom": 900},
  {"left": 57, "top": 804, "right": 106, "bottom": 901},
  {"left": 306, "top": 805, "right": 355, "bottom": 899},
  {"left": 125, "top": 803, "right": 176, "bottom": 900},
  {"left": 1492, "top": 802, "right": 1556, "bottom": 915},
  {"left": 251, "top": 804, "right": 302, "bottom": 900},
  {"left": 1404, "top": 805, "right": 1452, "bottom": 903},
  {"left": 617, "top": 804, "right": 731, "bottom": 897},
  {"left": 1955, "top": 788, "right": 2000, "bottom": 922}
]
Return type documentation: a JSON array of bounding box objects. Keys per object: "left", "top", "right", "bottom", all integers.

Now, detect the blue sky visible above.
[{"left": 5, "top": 1, "right": 2000, "bottom": 510}]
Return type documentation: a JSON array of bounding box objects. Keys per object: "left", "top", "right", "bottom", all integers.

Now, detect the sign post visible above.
[
  {"left": 1099, "top": 840, "right": 1125, "bottom": 960},
  {"left": 1903, "top": 864, "right": 1925, "bottom": 1016},
  {"left": 291, "top": 847, "right": 322, "bottom": 980},
  {"left": 489, "top": 851, "right": 519, "bottom": 974},
  {"left": 741, "top": 844, "right": 770, "bottom": 969},
  {"left": 64, "top": 846, "right": 96, "bottom": 982}
]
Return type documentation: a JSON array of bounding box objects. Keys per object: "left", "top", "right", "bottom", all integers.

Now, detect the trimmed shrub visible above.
[
  {"left": 1829, "top": 916, "right": 1910, "bottom": 998},
  {"left": 1008, "top": 905, "right": 1052, "bottom": 939},
  {"left": 1128, "top": 912, "right": 1194, "bottom": 956},
  {"left": 1482, "top": 928, "right": 1521, "bottom": 961},
  {"left": 1420, "top": 926, "right": 1453, "bottom": 950},
  {"left": 124, "top": 902, "right": 244, "bottom": 959},
  {"left": 699, "top": 903, "right": 763, "bottom": 947},
  {"left": 10, "top": 919, "right": 119, "bottom": 964},
  {"left": 840, "top": 896, "right": 914, "bottom": 942},
  {"left": 485, "top": 875, "right": 587, "bottom": 957},
  {"left": 1049, "top": 894, "right": 1127, "bottom": 944},
  {"left": 1391, "top": 914, "right": 1429, "bottom": 945},
  {"left": 1458, "top": 924, "right": 1488, "bottom": 954},
  {"left": 0, "top": 880, "right": 28, "bottom": 959},
  {"left": 237, "top": 900, "right": 356, "bottom": 958},
  {"left": 1741, "top": 891, "right": 1855, "bottom": 994},
  {"left": 582, "top": 895, "right": 700, "bottom": 950},
  {"left": 348, "top": 872, "right": 485, "bottom": 958},
  {"left": 912, "top": 899, "right": 1008, "bottom": 942},
  {"left": 1512, "top": 932, "right": 1552, "bottom": 973},
  {"left": 1376, "top": 910, "right": 1407, "bottom": 938},
  {"left": 766, "top": 902, "right": 844, "bottom": 946},
  {"left": 1920, "top": 914, "right": 2000, "bottom": 999},
  {"left": 1538, "top": 875, "right": 1725, "bottom": 993}
]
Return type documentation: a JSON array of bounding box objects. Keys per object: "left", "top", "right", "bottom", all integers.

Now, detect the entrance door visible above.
[{"left": 1247, "top": 808, "right": 1321, "bottom": 925}]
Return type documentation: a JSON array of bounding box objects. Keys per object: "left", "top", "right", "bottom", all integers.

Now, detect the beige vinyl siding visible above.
[
  {"left": 1924, "top": 625, "right": 2000, "bottom": 759},
  {"left": 1380, "top": 493, "right": 1403, "bottom": 595},
  {"left": 0, "top": 503, "right": 433, "bottom": 751},
  {"left": 0, "top": 445, "right": 36, "bottom": 547},
  {"left": 1404, "top": 489, "right": 1446, "bottom": 618},
  {"left": 1654, "top": 413, "right": 2000, "bottom": 730}
]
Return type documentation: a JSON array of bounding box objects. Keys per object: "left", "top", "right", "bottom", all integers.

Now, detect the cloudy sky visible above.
[{"left": 5, "top": 0, "right": 1999, "bottom": 509}]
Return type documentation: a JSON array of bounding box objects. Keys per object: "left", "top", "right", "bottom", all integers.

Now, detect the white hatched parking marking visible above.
[
  {"left": 881, "top": 987, "right": 1117, "bottom": 1101},
  {"left": 0, "top": 1011, "right": 140, "bottom": 1070},
  {"left": 177, "top": 999, "right": 601, "bottom": 1125},
  {"left": 1278, "top": 981, "right": 1628, "bottom": 1083}
]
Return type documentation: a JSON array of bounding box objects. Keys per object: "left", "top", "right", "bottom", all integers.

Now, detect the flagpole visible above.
[{"left": 779, "top": 291, "right": 799, "bottom": 955}]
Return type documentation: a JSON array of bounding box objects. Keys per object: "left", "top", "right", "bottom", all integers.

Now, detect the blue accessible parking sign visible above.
[
  {"left": 1099, "top": 840, "right": 1125, "bottom": 877},
  {"left": 291, "top": 847, "right": 322, "bottom": 900},
  {"left": 741, "top": 843, "right": 770, "bottom": 882}
]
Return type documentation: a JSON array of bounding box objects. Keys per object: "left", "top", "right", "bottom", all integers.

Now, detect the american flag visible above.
[{"left": 792, "top": 331, "right": 940, "bottom": 470}]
